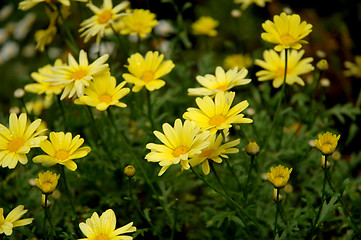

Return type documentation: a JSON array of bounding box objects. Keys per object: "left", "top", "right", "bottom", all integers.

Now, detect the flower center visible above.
[
  {"left": 8, "top": 138, "right": 25, "bottom": 152},
  {"left": 274, "top": 176, "right": 285, "bottom": 186},
  {"left": 55, "top": 150, "right": 69, "bottom": 160},
  {"left": 216, "top": 84, "right": 228, "bottom": 91},
  {"left": 280, "top": 34, "right": 295, "bottom": 45},
  {"left": 173, "top": 146, "right": 188, "bottom": 157},
  {"left": 70, "top": 69, "right": 88, "bottom": 80},
  {"left": 141, "top": 71, "right": 154, "bottom": 83},
  {"left": 98, "top": 94, "right": 112, "bottom": 104},
  {"left": 209, "top": 115, "right": 227, "bottom": 126},
  {"left": 199, "top": 148, "right": 214, "bottom": 158},
  {"left": 42, "top": 181, "right": 54, "bottom": 192},
  {"left": 98, "top": 11, "right": 113, "bottom": 24},
  {"left": 95, "top": 235, "right": 110, "bottom": 240}
]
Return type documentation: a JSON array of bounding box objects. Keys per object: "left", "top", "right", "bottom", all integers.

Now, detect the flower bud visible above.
[
  {"left": 246, "top": 141, "right": 260, "bottom": 156},
  {"left": 124, "top": 165, "right": 136, "bottom": 178},
  {"left": 41, "top": 194, "right": 51, "bottom": 207},
  {"left": 14, "top": 88, "right": 25, "bottom": 98},
  {"left": 273, "top": 189, "right": 283, "bottom": 202},
  {"left": 317, "top": 59, "right": 329, "bottom": 70},
  {"left": 321, "top": 156, "right": 331, "bottom": 169}
]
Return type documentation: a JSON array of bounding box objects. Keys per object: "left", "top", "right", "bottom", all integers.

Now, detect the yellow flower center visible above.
[
  {"left": 274, "top": 176, "right": 285, "bottom": 186},
  {"left": 70, "top": 69, "right": 88, "bottom": 80},
  {"left": 55, "top": 150, "right": 69, "bottom": 160},
  {"left": 209, "top": 115, "right": 227, "bottom": 126},
  {"left": 280, "top": 34, "right": 295, "bottom": 45},
  {"left": 98, "top": 11, "right": 113, "bottom": 24},
  {"left": 95, "top": 235, "right": 110, "bottom": 240},
  {"left": 98, "top": 94, "right": 112, "bottom": 104},
  {"left": 173, "top": 146, "right": 188, "bottom": 157},
  {"left": 199, "top": 148, "right": 214, "bottom": 158},
  {"left": 216, "top": 84, "right": 228, "bottom": 91},
  {"left": 42, "top": 181, "right": 54, "bottom": 192},
  {"left": 141, "top": 71, "right": 155, "bottom": 83},
  {"left": 8, "top": 138, "right": 25, "bottom": 152},
  {"left": 276, "top": 67, "right": 290, "bottom": 77}
]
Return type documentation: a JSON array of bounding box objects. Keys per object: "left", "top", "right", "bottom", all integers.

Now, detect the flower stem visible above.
[
  {"left": 209, "top": 161, "right": 230, "bottom": 197},
  {"left": 60, "top": 166, "right": 76, "bottom": 218},
  {"left": 43, "top": 194, "right": 49, "bottom": 240},
  {"left": 273, "top": 189, "right": 280, "bottom": 239},
  {"left": 110, "top": 24, "right": 128, "bottom": 60},
  {"left": 57, "top": 96, "right": 68, "bottom": 131},
  {"left": 56, "top": 4, "right": 79, "bottom": 53},
  {"left": 146, "top": 90, "right": 156, "bottom": 130},
  {"left": 244, "top": 155, "right": 255, "bottom": 204}
]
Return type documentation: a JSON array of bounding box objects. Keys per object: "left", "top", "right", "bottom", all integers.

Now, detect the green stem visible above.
[
  {"left": 244, "top": 156, "right": 255, "bottom": 204},
  {"left": 146, "top": 90, "right": 156, "bottom": 130},
  {"left": 356, "top": 89, "right": 361, "bottom": 108},
  {"left": 310, "top": 69, "right": 323, "bottom": 123},
  {"left": 273, "top": 189, "right": 280, "bottom": 239},
  {"left": 56, "top": 4, "right": 79, "bottom": 53},
  {"left": 20, "top": 98, "right": 31, "bottom": 120},
  {"left": 60, "top": 166, "right": 76, "bottom": 218},
  {"left": 43, "top": 194, "right": 48, "bottom": 240},
  {"left": 170, "top": 199, "right": 179, "bottom": 240},
  {"left": 110, "top": 25, "right": 128, "bottom": 60},
  {"left": 57, "top": 96, "right": 67, "bottom": 131},
  {"left": 209, "top": 161, "right": 230, "bottom": 197}
]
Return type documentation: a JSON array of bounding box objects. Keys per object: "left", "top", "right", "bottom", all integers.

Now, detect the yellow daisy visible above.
[
  {"left": 188, "top": 66, "right": 251, "bottom": 97},
  {"left": 122, "top": 51, "right": 175, "bottom": 92},
  {"left": 47, "top": 49, "right": 110, "bottom": 100},
  {"left": 190, "top": 131, "right": 240, "bottom": 175},
  {"left": 35, "top": 170, "right": 60, "bottom": 195},
  {"left": 183, "top": 91, "right": 253, "bottom": 135},
  {"left": 145, "top": 119, "right": 210, "bottom": 176},
  {"left": 33, "top": 131, "right": 91, "bottom": 171},
  {"left": 74, "top": 73, "right": 130, "bottom": 111},
  {"left": 255, "top": 49, "right": 314, "bottom": 88},
  {"left": 24, "top": 59, "right": 65, "bottom": 99},
  {"left": 315, "top": 132, "right": 340, "bottom": 156},
  {"left": 267, "top": 165, "right": 292, "bottom": 189},
  {"left": 79, "top": 209, "right": 136, "bottom": 240},
  {"left": 19, "top": 0, "right": 86, "bottom": 11},
  {"left": 224, "top": 54, "right": 252, "bottom": 70},
  {"left": 344, "top": 56, "right": 361, "bottom": 78},
  {"left": 234, "top": 0, "right": 272, "bottom": 9},
  {"left": 0, "top": 205, "right": 33, "bottom": 236},
  {"left": 0, "top": 113, "right": 47, "bottom": 169},
  {"left": 79, "top": 0, "right": 130, "bottom": 44},
  {"left": 35, "top": 25, "right": 57, "bottom": 52},
  {"left": 120, "top": 9, "right": 158, "bottom": 39},
  {"left": 192, "top": 16, "right": 219, "bottom": 37},
  {"left": 261, "top": 12, "right": 312, "bottom": 52}
]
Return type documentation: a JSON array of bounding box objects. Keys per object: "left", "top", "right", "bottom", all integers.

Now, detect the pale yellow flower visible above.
[
  {"left": 188, "top": 66, "right": 251, "bottom": 97},
  {"left": 255, "top": 49, "right": 314, "bottom": 88},
  {"left": 0, "top": 205, "right": 33, "bottom": 236},
  {"left": 234, "top": 0, "right": 271, "bottom": 9},
  {"left": 192, "top": 16, "right": 219, "bottom": 37},
  {"left": 314, "top": 132, "right": 340, "bottom": 156},
  {"left": 35, "top": 25, "right": 57, "bottom": 52},
  {"left": 224, "top": 54, "right": 252, "bottom": 70},
  {"left": 267, "top": 165, "right": 292, "bottom": 189},
  {"left": 120, "top": 9, "right": 158, "bottom": 39},
  {"left": 261, "top": 12, "right": 312, "bottom": 52},
  {"left": 146, "top": 119, "right": 210, "bottom": 176},
  {"left": 344, "top": 56, "right": 361, "bottom": 78},
  {"left": 35, "top": 170, "right": 60, "bottom": 194},
  {"left": 19, "top": 0, "right": 86, "bottom": 11},
  {"left": 79, "top": 209, "right": 136, "bottom": 240}
]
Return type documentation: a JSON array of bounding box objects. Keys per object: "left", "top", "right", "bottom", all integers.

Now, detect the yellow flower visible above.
[
  {"left": 261, "top": 12, "right": 312, "bottom": 52},
  {"left": 146, "top": 119, "right": 210, "bottom": 176},
  {"left": 234, "top": 0, "right": 271, "bottom": 10},
  {"left": 33, "top": 132, "right": 91, "bottom": 171},
  {"left": 25, "top": 97, "right": 53, "bottom": 116},
  {"left": 79, "top": 0, "right": 130, "bottom": 44},
  {"left": 79, "top": 209, "right": 136, "bottom": 240},
  {"left": 19, "top": 0, "right": 87, "bottom": 11},
  {"left": 47, "top": 49, "right": 109, "bottom": 100},
  {"left": 183, "top": 91, "right": 253, "bottom": 135},
  {"left": 35, "top": 25, "right": 57, "bottom": 52},
  {"left": 246, "top": 141, "right": 260, "bottom": 156},
  {"left": 0, "top": 113, "right": 47, "bottom": 169},
  {"left": 255, "top": 49, "right": 314, "bottom": 88},
  {"left": 122, "top": 51, "right": 175, "bottom": 92},
  {"left": 35, "top": 170, "right": 60, "bottom": 194},
  {"left": 192, "top": 16, "right": 219, "bottom": 37},
  {"left": 344, "top": 56, "right": 361, "bottom": 78},
  {"left": 188, "top": 66, "right": 251, "bottom": 97},
  {"left": 0, "top": 205, "right": 33, "bottom": 236},
  {"left": 25, "top": 59, "right": 66, "bottom": 99},
  {"left": 267, "top": 165, "right": 292, "bottom": 189},
  {"left": 314, "top": 132, "right": 340, "bottom": 156},
  {"left": 74, "top": 73, "right": 130, "bottom": 111},
  {"left": 120, "top": 9, "right": 158, "bottom": 39},
  {"left": 224, "top": 54, "right": 252, "bottom": 70},
  {"left": 190, "top": 131, "right": 240, "bottom": 175}
]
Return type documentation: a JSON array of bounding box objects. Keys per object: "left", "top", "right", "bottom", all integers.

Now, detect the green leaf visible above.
[
  {"left": 317, "top": 195, "right": 340, "bottom": 226},
  {"left": 327, "top": 103, "right": 361, "bottom": 124}
]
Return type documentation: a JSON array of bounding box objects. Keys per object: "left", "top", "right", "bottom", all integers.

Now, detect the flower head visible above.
[
  {"left": 19, "top": 0, "right": 86, "bottom": 11},
  {"left": 255, "top": 49, "right": 314, "bottom": 88},
  {"left": 188, "top": 66, "right": 251, "bottom": 97},
  {"left": 261, "top": 12, "right": 312, "bottom": 52},
  {"left": 146, "top": 119, "right": 210, "bottom": 176},
  {"left": 74, "top": 73, "right": 130, "bottom": 111},
  {"left": 344, "top": 56, "right": 361, "bottom": 78},
  {"left": 47, "top": 49, "right": 109, "bottom": 100},
  {"left": 190, "top": 131, "right": 240, "bottom": 175},
  {"left": 79, "top": 0, "right": 130, "bottom": 44},
  {"left": 192, "top": 16, "right": 219, "bottom": 37},
  {"left": 79, "top": 209, "right": 136, "bottom": 240},
  {"left": 224, "top": 54, "right": 252, "bottom": 70},
  {"left": 120, "top": 9, "right": 158, "bottom": 39},
  {"left": 122, "top": 51, "right": 175, "bottom": 92},
  {"left": 0, "top": 113, "right": 47, "bottom": 169},
  {"left": 183, "top": 91, "right": 253, "bottom": 135},
  {"left": 33, "top": 132, "right": 91, "bottom": 171},
  {"left": 35, "top": 170, "right": 60, "bottom": 195},
  {"left": 267, "top": 165, "right": 292, "bottom": 189},
  {"left": 234, "top": 0, "right": 271, "bottom": 9},
  {"left": 0, "top": 205, "right": 33, "bottom": 236},
  {"left": 314, "top": 132, "right": 340, "bottom": 156},
  {"left": 35, "top": 25, "right": 57, "bottom": 52}
]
